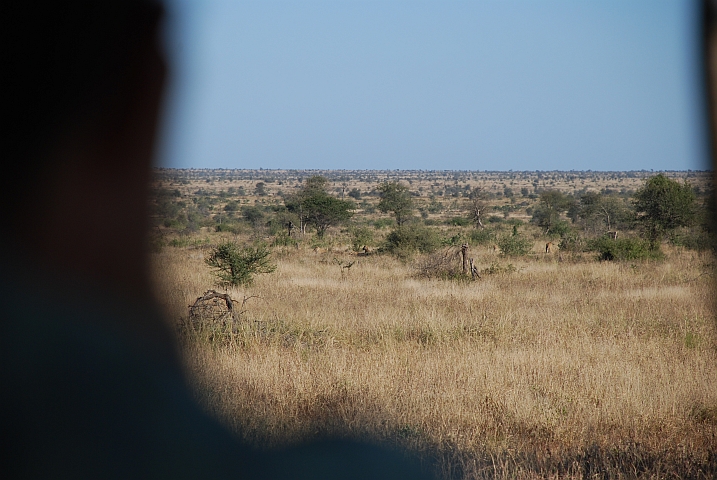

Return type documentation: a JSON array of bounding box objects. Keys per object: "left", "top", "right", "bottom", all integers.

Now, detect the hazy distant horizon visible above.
[
  {"left": 153, "top": 167, "right": 712, "bottom": 173},
  {"left": 158, "top": 0, "right": 710, "bottom": 172}
]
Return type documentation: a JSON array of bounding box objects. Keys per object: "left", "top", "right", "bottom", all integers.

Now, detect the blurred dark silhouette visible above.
[
  {"left": 705, "top": 1, "right": 717, "bottom": 166},
  {"left": 0, "top": 2, "right": 431, "bottom": 478}
]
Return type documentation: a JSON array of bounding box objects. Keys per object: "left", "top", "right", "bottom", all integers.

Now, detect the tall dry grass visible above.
[{"left": 153, "top": 243, "right": 717, "bottom": 478}]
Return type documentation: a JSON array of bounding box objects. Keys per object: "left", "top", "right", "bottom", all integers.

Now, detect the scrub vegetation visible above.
[{"left": 152, "top": 169, "right": 716, "bottom": 479}]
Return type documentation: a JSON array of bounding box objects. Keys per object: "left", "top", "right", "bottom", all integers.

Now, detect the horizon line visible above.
[{"left": 152, "top": 167, "right": 713, "bottom": 173}]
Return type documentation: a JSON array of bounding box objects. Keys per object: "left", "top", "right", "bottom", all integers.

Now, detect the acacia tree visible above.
[
  {"left": 377, "top": 181, "right": 413, "bottom": 226},
  {"left": 205, "top": 242, "right": 276, "bottom": 288},
  {"left": 285, "top": 175, "right": 353, "bottom": 237},
  {"left": 634, "top": 174, "right": 696, "bottom": 246},
  {"left": 302, "top": 194, "right": 353, "bottom": 237}
]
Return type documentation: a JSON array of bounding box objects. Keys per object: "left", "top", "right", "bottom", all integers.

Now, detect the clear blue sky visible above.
[{"left": 157, "top": 0, "right": 710, "bottom": 171}]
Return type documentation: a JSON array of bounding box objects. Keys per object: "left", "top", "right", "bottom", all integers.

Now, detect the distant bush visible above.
[
  {"left": 427, "top": 199, "right": 444, "bottom": 214},
  {"left": 497, "top": 229, "right": 532, "bottom": 257},
  {"left": 558, "top": 233, "right": 587, "bottom": 253},
  {"left": 414, "top": 249, "right": 465, "bottom": 280},
  {"left": 587, "top": 237, "right": 662, "bottom": 261},
  {"left": 480, "top": 262, "right": 517, "bottom": 275},
  {"left": 373, "top": 218, "right": 395, "bottom": 230},
  {"left": 223, "top": 201, "right": 240, "bottom": 212},
  {"left": 384, "top": 224, "right": 441, "bottom": 258},
  {"left": 350, "top": 226, "right": 374, "bottom": 251},
  {"left": 169, "top": 238, "right": 188, "bottom": 248},
  {"left": 469, "top": 228, "right": 496, "bottom": 246},
  {"left": 548, "top": 220, "right": 572, "bottom": 239},
  {"left": 169, "top": 236, "right": 211, "bottom": 249},
  {"left": 360, "top": 201, "right": 376, "bottom": 214},
  {"left": 442, "top": 233, "right": 466, "bottom": 247},
  {"left": 241, "top": 205, "right": 265, "bottom": 227},
  {"left": 447, "top": 216, "right": 471, "bottom": 227},
  {"left": 215, "top": 222, "right": 241, "bottom": 234},
  {"left": 271, "top": 233, "right": 298, "bottom": 248},
  {"left": 669, "top": 228, "right": 715, "bottom": 252}
]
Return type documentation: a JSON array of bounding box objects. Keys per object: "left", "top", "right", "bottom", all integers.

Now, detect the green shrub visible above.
[
  {"left": 427, "top": 199, "right": 444, "bottom": 213},
  {"left": 350, "top": 226, "right": 374, "bottom": 251},
  {"left": 669, "top": 228, "right": 715, "bottom": 252},
  {"left": 223, "top": 200, "right": 240, "bottom": 212},
  {"left": 169, "top": 237, "right": 188, "bottom": 248},
  {"left": 442, "top": 233, "right": 466, "bottom": 247},
  {"left": 587, "top": 237, "right": 662, "bottom": 261},
  {"left": 447, "top": 216, "right": 470, "bottom": 227},
  {"left": 497, "top": 230, "right": 532, "bottom": 257},
  {"left": 384, "top": 224, "right": 441, "bottom": 258},
  {"left": 271, "top": 233, "right": 298, "bottom": 248},
  {"left": 548, "top": 220, "right": 572, "bottom": 239},
  {"left": 373, "top": 218, "right": 395, "bottom": 229},
  {"left": 469, "top": 228, "right": 496, "bottom": 246},
  {"left": 558, "top": 233, "right": 587, "bottom": 253},
  {"left": 241, "top": 205, "right": 265, "bottom": 227},
  {"left": 481, "top": 262, "right": 517, "bottom": 275},
  {"left": 205, "top": 242, "right": 276, "bottom": 287},
  {"left": 215, "top": 222, "right": 241, "bottom": 233}
]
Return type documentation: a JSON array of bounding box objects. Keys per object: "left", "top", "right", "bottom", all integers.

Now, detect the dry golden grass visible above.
[{"left": 153, "top": 242, "right": 717, "bottom": 478}]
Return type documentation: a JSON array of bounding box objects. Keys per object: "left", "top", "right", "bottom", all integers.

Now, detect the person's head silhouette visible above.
[{"left": 1, "top": 3, "right": 433, "bottom": 478}]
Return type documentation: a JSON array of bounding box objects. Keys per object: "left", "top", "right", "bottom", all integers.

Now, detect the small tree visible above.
[
  {"left": 633, "top": 174, "right": 696, "bottom": 246},
  {"left": 377, "top": 181, "right": 414, "bottom": 226},
  {"left": 205, "top": 242, "right": 276, "bottom": 288},
  {"left": 497, "top": 226, "right": 532, "bottom": 256},
  {"left": 241, "top": 205, "right": 265, "bottom": 228}
]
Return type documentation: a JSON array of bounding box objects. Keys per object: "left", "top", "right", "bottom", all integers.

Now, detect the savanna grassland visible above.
[{"left": 151, "top": 169, "right": 716, "bottom": 479}]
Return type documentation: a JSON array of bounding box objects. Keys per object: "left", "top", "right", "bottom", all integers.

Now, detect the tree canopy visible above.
[
  {"left": 285, "top": 175, "right": 353, "bottom": 237},
  {"left": 530, "top": 190, "right": 575, "bottom": 236},
  {"left": 633, "top": 174, "right": 696, "bottom": 244},
  {"left": 377, "top": 181, "right": 414, "bottom": 226},
  {"left": 570, "top": 192, "right": 633, "bottom": 234}
]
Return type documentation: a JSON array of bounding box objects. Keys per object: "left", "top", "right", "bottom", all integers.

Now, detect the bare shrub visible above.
[{"left": 414, "top": 248, "right": 463, "bottom": 280}]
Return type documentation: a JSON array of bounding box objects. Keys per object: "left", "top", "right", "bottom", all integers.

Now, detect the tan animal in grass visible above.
[
  {"left": 313, "top": 246, "right": 326, "bottom": 254},
  {"left": 361, "top": 245, "right": 373, "bottom": 256},
  {"left": 545, "top": 241, "right": 554, "bottom": 253},
  {"left": 491, "top": 244, "right": 499, "bottom": 254}
]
